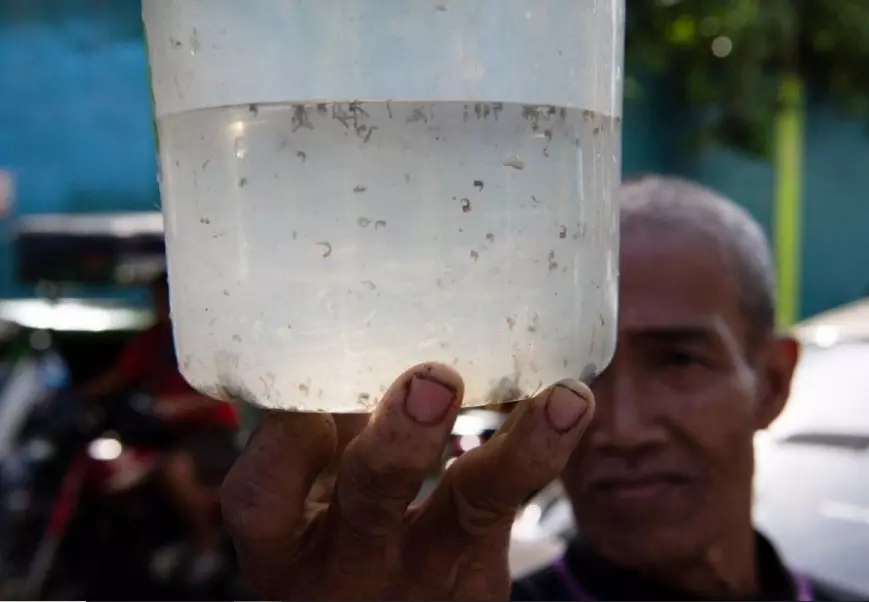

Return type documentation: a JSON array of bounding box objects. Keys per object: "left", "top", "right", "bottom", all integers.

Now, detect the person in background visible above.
[
  {"left": 219, "top": 175, "right": 837, "bottom": 600},
  {"left": 80, "top": 271, "right": 239, "bottom": 583}
]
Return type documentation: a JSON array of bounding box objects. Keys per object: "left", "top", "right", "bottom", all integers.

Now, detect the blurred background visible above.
[{"left": 0, "top": 0, "right": 867, "bottom": 600}]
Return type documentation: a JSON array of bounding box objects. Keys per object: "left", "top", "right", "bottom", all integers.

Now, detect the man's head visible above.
[
  {"left": 149, "top": 270, "right": 171, "bottom": 323},
  {"left": 562, "top": 175, "right": 800, "bottom": 570}
]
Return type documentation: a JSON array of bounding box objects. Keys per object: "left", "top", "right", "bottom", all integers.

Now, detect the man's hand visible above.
[{"left": 221, "top": 362, "right": 594, "bottom": 601}]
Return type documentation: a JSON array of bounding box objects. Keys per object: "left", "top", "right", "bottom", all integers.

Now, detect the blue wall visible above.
[
  {"left": 1, "top": 0, "right": 867, "bottom": 318},
  {"left": 800, "top": 105, "right": 869, "bottom": 315},
  {"left": 685, "top": 105, "right": 869, "bottom": 318},
  {"left": 0, "top": 0, "right": 157, "bottom": 214}
]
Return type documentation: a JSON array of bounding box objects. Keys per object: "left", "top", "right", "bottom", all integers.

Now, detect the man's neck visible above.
[{"left": 646, "top": 524, "right": 760, "bottom": 598}]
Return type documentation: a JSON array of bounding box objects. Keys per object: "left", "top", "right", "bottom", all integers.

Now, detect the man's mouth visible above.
[{"left": 590, "top": 473, "right": 692, "bottom": 504}]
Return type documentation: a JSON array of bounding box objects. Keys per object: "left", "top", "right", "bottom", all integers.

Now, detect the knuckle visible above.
[
  {"left": 443, "top": 443, "right": 547, "bottom": 536},
  {"left": 346, "top": 434, "right": 434, "bottom": 497},
  {"left": 370, "top": 446, "right": 429, "bottom": 486},
  {"left": 221, "top": 468, "right": 301, "bottom": 541},
  {"left": 354, "top": 457, "right": 413, "bottom": 500},
  {"left": 340, "top": 452, "right": 414, "bottom": 521},
  {"left": 449, "top": 478, "right": 516, "bottom": 536},
  {"left": 333, "top": 441, "right": 430, "bottom": 538}
]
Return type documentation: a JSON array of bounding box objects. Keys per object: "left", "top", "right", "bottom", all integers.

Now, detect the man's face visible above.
[{"left": 562, "top": 226, "right": 797, "bottom": 568}]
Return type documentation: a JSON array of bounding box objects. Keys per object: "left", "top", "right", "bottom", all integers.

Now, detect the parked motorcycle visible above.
[{"left": 0, "top": 381, "right": 249, "bottom": 601}]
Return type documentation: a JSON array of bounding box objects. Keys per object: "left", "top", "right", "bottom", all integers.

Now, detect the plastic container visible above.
[{"left": 143, "top": 0, "right": 624, "bottom": 412}]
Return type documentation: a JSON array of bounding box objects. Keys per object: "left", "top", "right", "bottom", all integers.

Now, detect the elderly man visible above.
[{"left": 222, "top": 175, "right": 835, "bottom": 600}]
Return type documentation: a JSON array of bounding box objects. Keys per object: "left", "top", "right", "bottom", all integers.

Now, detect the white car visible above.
[{"left": 754, "top": 298, "right": 869, "bottom": 599}]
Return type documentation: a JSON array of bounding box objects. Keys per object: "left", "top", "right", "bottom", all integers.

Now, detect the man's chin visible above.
[{"left": 581, "top": 514, "right": 705, "bottom": 570}]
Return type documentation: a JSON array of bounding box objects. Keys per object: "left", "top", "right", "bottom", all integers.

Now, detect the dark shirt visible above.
[{"left": 511, "top": 532, "right": 839, "bottom": 601}]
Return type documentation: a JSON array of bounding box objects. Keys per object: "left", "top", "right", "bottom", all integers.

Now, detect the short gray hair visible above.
[{"left": 620, "top": 174, "right": 776, "bottom": 341}]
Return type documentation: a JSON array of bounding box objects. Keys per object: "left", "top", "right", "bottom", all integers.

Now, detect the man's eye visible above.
[{"left": 661, "top": 349, "right": 702, "bottom": 366}]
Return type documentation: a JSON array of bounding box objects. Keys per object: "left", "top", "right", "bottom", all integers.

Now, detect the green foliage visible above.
[{"left": 625, "top": 0, "right": 869, "bottom": 156}]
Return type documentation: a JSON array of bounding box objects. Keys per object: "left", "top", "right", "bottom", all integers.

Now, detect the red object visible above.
[
  {"left": 45, "top": 453, "right": 90, "bottom": 538},
  {"left": 115, "top": 322, "right": 238, "bottom": 427}
]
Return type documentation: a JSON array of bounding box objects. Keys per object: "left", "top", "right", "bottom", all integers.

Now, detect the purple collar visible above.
[{"left": 552, "top": 555, "right": 813, "bottom": 601}]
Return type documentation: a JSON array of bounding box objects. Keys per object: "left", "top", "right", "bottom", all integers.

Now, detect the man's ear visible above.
[{"left": 755, "top": 335, "right": 801, "bottom": 430}]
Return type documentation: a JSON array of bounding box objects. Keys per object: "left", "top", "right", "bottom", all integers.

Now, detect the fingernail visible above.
[
  {"left": 545, "top": 379, "right": 589, "bottom": 432},
  {"left": 404, "top": 375, "right": 456, "bottom": 425}
]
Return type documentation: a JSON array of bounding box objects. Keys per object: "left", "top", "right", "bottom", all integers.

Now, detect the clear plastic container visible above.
[{"left": 143, "top": 0, "right": 624, "bottom": 412}]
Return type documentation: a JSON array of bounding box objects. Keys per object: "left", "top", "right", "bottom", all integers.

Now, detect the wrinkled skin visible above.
[{"left": 222, "top": 364, "right": 594, "bottom": 600}]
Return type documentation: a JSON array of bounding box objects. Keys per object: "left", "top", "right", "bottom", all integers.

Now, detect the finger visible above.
[
  {"left": 330, "top": 362, "right": 463, "bottom": 545},
  {"left": 487, "top": 398, "right": 527, "bottom": 435},
  {"left": 222, "top": 411, "right": 336, "bottom": 587},
  {"left": 335, "top": 413, "right": 370, "bottom": 449},
  {"left": 313, "top": 413, "right": 370, "bottom": 503},
  {"left": 323, "top": 413, "right": 370, "bottom": 476},
  {"left": 415, "top": 378, "right": 593, "bottom": 550}
]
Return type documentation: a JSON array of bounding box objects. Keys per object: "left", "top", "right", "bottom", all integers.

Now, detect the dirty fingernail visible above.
[
  {"left": 405, "top": 375, "right": 456, "bottom": 425},
  {"left": 545, "top": 379, "right": 589, "bottom": 432}
]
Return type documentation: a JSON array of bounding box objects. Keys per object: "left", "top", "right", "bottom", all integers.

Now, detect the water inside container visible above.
[{"left": 157, "top": 101, "right": 620, "bottom": 411}]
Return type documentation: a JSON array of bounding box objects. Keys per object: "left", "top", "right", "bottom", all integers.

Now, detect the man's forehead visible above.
[
  {"left": 618, "top": 310, "right": 727, "bottom": 338},
  {"left": 617, "top": 232, "right": 746, "bottom": 343}
]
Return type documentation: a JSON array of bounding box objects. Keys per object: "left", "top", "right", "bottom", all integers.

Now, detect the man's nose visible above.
[{"left": 590, "top": 370, "right": 667, "bottom": 453}]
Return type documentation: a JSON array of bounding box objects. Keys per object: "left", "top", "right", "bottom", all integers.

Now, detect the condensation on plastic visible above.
[{"left": 143, "top": 0, "right": 625, "bottom": 412}]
